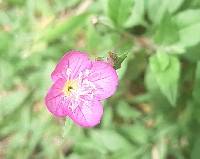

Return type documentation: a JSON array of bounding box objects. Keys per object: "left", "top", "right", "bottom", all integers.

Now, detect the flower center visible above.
[{"left": 63, "top": 80, "right": 78, "bottom": 96}]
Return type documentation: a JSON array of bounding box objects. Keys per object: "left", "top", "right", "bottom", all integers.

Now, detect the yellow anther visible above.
[{"left": 63, "top": 80, "right": 78, "bottom": 96}]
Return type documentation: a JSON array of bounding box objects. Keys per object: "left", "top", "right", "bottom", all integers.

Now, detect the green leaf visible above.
[
  {"left": 90, "top": 129, "right": 132, "bottom": 153},
  {"left": 145, "top": 67, "right": 172, "bottom": 108},
  {"left": 193, "top": 62, "right": 200, "bottom": 103},
  {"left": 0, "top": 31, "right": 12, "bottom": 55},
  {"left": 107, "top": 0, "right": 134, "bottom": 27},
  {"left": 74, "top": 137, "right": 107, "bottom": 155},
  {"left": 168, "top": 0, "right": 184, "bottom": 13},
  {"left": 179, "top": 22, "right": 200, "bottom": 48},
  {"left": 62, "top": 118, "right": 73, "bottom": 138},
  {"left": 6, "top": 0, "right": 25, "bottom": 6},
  {"left": 156, "top": 52, "right": 171, "bottom": 71},
  {"left": 24, "top": 118, "right": 50, "bottom": 159},
  {"left": 41, "top": 13, "right": 88, "bottom": 42},
  {"left": 0, "top": 90, "right": 27, "bottom": 118},
  {"left": 86, "top": 24, "right": 101, "bottom": 53},
  {"left": 125, "top": 0, "right": 145, "bottom": 28},
  {"left": 172, "top": 9, "right": 200, "bottom": 48},
  {"left": 152, "top": 139, "right": 168, "bottom": 159},
  {"left": 147, "top": 0, "right": 184, "bottom": 24},
  {"left": 191, "top": 138, "right": 200, "bottom": 159},
  {"left": 0, "top": 60, "right": 14, "bottom": 89},
  {"left": 101, "top": 105, "right": 113, "bottom": 128},
  {"left": 116, "top": 100, "right": 141, "bottom": 120},
  {"left": 150, "top": 52, "right": 180, "bottom": 106},
  {"left": 183, "top": 43, "right": 200, "bottom": 62},
  {"left": 174, "top": 9, "right": 200, "bottom": 29},
  {"left": 154, "top": 12, "right": 179, "bottom": 45},
  {"left": 26, "top": 61, "right": 54, "bottom": 100},
  {"left": 121, "top": 124, "right": 149, "bottom": 144}
]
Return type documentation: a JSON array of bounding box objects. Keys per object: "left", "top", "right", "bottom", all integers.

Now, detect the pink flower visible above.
[{"left": 45, "top": 51, "right": 118, "bottom": 127}]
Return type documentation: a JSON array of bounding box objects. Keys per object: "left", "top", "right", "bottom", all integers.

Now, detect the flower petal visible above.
[
  {"left": 68, "top": 100, "right": 103, "bottom": 127},
  {"left": 45, "top": 79, "right": 69, "bottom": 117},
  {"left": 51, "top": 51, "right": 91, "bottom": 81},
  {"left": 88, "top": 61, "right": 118, "bottom": 100}
]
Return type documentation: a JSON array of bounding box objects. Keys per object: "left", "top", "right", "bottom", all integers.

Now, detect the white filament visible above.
[{"left": 65, "top": 69, "right": 96, "bottom": 114}]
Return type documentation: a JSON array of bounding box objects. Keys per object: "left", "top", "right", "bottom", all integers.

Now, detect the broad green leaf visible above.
[
  {"left": 174, "top": 9, "right": 200, "bottom": 29},
  {"left": 41, "top": 13, "right": 88, "bottom": 42},
  {"left": 179, "top": 22, "right": 200, "bottom": 48},
  {"left": 107, "top": 0, "right": 134, "bottom": 27},
  {"left": 168, "top": 0, "right": 184, "bottom": 13},
  {"left": 90, "top": 129, "right": 132, "bottom": 153},
  {"left": 116, "top": 100, "right": 141, "bottom": 120},
  {"left": 74, "top": 138, "right": 107, "bottom": 155},
  {"left": 147, "top": 0, "right": 184, "bottom": 24},
  {"left": 157, "top": 52, "right": 171, "bottom": 71},
  {"left": 150, "top": 52, "right": 180, "bottom": 106},
  {"left": 86, "top": 24, "right": 101, "bottom": 53},
  {"left": 154, "top": 13, "right": 179, "bottom": 45},
  {"left": 145, "top": 67, "right": 173, "bottom": 108},
  {"left": 121, "top": 124, "right": 149, "bottom": 144},
  {"left": 147, "top": 0, "right": 169, "bottom": 23},
  {"left": 125, "top": 0, "right": 145, "bottom": 28},
  {"left": 172, "top": 9, "right": 200, "bottom": 48}
]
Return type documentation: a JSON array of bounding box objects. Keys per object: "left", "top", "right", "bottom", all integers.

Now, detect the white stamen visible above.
[{"left": 65, "top": 69, "right": 96, "bottom": 115}]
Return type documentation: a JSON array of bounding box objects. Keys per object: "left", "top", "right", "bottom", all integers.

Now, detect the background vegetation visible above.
[{"left": 1, "top": 0, "right": 200, "bottom": 158}]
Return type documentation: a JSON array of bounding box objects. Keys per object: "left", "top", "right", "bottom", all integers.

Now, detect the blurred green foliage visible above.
[{"left": 1, "top": 0, "right": 200, "bottom": 158}]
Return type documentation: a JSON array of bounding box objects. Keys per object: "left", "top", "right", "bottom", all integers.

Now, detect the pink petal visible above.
[
  {"left": 45, "top": 79, "right": 69, "bottom": 117},
  {"left": 51, "top": 51, "right": 91, "bottom": 81},
  {"left": 88, "top": 61, "right": 118, "bottom": 100},
  {"left": 68, "top": 100, "right": 103, "bottom": 127}
]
